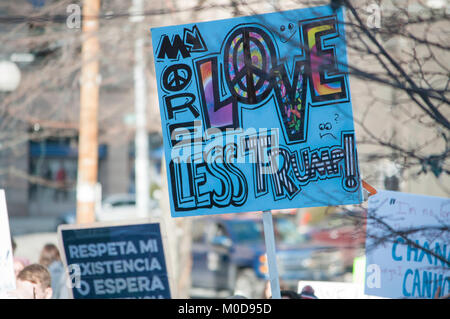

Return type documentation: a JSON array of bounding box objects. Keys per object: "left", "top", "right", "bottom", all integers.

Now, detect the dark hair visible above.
[
  {"left": 39, "top": 243, "right": 61, "bottom": 267},
  {"left": 281, "top": 290, "right": 301, "bottom": 299},
  {"left": 299, "top": 285, "right": 318, "bottom": 299},
  {"left": 17, "top": 264, "right": 51, "bottom": 289},
  {"left": 226, "top": 294, "right": 247, "bottom": 299},
  {"left": 11, "top": 236, "right": 16, "bottom": 252}
]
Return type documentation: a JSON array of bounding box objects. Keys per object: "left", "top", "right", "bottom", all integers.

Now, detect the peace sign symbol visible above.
[
  {"left": 162, "top": 63, "right": 192, "bottom": 92},
  {"left": 224, "top": 27, "right": 277, "bottom": 104}
]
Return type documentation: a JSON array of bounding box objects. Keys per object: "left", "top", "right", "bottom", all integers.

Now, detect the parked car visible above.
[
  {"left": 98, "top": 193, "right": 139, "bottom": 222},
  {"left": 190, "top": 214, "right": 346, "bottom": 298},
  {"left": 307, "top": 209, "right": 366, "bottom": 272},
  {"left": 54, "top": 193, "right": 159, "bottom": 230}
]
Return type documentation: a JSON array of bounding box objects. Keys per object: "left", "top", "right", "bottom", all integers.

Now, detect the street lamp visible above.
[{"left": 0, "top": 60, "right": 21, "bottom": 92}]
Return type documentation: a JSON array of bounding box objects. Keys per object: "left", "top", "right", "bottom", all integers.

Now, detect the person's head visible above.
[
  {"left": 39, "top": 243, "right": 61, "bottom": 267},
  {"left": 300, "top": 285, "right": 318, "bottom": 299},
  {"left": 11, "top": 236, "right": 17, "bottom": 253},
  {"left": 226, "top": 294, "right": 247, "bottom": 299},
  {"left": 281, "top": 290, "right": 301, "bottom": 299},
  {"left": 15, "top": 264, "right": 53, "bottom": 299}
]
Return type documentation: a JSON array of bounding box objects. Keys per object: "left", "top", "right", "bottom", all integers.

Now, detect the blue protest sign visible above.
[
  {"left": 58, "top": 222, "right": 171, "bottom": 299},
  {"left": 365, "top": 190, "right": 450, "bottom": 299},
  {"left": 151, "top": 5, "right": 362, "bottom": 217}
]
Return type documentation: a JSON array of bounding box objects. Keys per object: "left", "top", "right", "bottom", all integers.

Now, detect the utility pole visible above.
[
  {"left": 76, "top": 0, "right": 100, "bottom": 224},
  {"left": 130, "top": 0, "right": 150, "bottom": 219}
]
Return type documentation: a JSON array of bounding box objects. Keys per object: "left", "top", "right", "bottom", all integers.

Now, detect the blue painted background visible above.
[{"left": 151, "top": 5, "right": 363, "bottom": 217}]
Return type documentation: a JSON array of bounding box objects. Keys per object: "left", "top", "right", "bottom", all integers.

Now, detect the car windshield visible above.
[
  {"left": 226, "top": 220, "right": 261, "bottom": 243},
  {"left": 110, "top": 200, "right": 135, "bottom": 207},
  {"left": 227, "top": 217, "right": 306, "bottom": 245}
]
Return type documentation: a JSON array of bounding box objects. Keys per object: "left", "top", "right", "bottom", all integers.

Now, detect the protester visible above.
[
  {"left": 262, "top": 280, "right": 292, "bottom": 299},
  {"left": 39, "top": 243, "right": 67, "bottom": 299},
  {"left": 9, "top": 264, "right": 53, "bottom": 299},
  {"left": 434, "top": 286, "right": 450, "bottom": 299},
  {"left": 11, "top": 236, "right": 30, "bottom": 277},
  {"left": 299, "top": 285, "right": 318, "bottom": 299},
  {"left": 226, "top": 294, "right": 247, "bottom": 299},
  {"left": 281, "top": 290, "right": 301, "bottom": 299},
  {"left": 54, "top": 164, "right": 67, "bottom": 201},
  {"left": 261, "top": 280, "right": 272, "bottom": 299}
]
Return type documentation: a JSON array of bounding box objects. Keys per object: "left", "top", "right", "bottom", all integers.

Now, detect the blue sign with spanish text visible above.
[
  {"left": 151, "top": 5, "right": 363, "bottom": 217},
  {"left": 60, "top": 223, "right": 171, "bottom": 299},
  {"left": 365, "top": 191, "right": 450, "bottom": 299}
]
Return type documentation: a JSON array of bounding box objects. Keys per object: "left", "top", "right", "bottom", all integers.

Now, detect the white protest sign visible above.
[
  {"left": 365, "top": 190, "right": 449, "bottom": 299},
  {"left": 297, "top": 280, "right": 381, "bottom": 299},
  {"left": 0, "top": 190, "right": 16, "bottom": 294}
]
